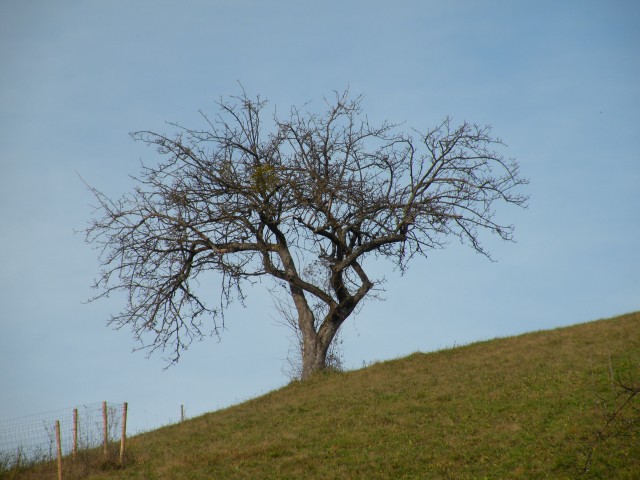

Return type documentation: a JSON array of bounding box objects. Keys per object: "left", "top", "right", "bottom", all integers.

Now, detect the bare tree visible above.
[{"left": 84, "top": 90, "right": 528, "bottom": 379}]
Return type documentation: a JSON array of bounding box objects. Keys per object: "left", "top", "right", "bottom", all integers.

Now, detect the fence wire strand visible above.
[{"left": 0, "top": 402, "right": 124, "bottom": 468}]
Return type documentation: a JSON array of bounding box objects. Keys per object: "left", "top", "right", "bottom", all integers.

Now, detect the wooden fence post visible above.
[
  {"left": 181, "top": 404, "right": 185, "bottom": 422},
  {"left": 119, "top": 402, "right": 128, "bottom": 466},
  {"left": 72, "top": 408, "right": 78, "bottom": 460},
  {"left": 55, "top": 420, "right": 62, "bottom": 480},
  {"left": 102, "top": 401, "right": 108, "bottom": 459}
]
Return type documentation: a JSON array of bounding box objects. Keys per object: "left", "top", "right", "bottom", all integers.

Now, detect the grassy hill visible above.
[{"left": 8, "top": 312, "right": 640, "bottom": 479}]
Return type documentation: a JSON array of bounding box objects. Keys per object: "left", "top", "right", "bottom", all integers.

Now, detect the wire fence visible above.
[{"left": 0, "top": 401, "right": 125, "bottom": 469}]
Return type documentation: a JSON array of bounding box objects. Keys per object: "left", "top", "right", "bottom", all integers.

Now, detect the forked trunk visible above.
[
  {"left": 300, "top": 339, "right": 329, "bottom": 380},
  {"left": 300, "top": 319, "right": 339, "bottom": 379}
]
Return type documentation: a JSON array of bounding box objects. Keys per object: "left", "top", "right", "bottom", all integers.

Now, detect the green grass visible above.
[{"left": 5, "top": 312, "right": 639, "bottom": 479}]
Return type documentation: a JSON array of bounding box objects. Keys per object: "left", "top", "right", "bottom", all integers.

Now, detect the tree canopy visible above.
[{"left": 85, "top": 90, "right": 528, "bottom": 378}]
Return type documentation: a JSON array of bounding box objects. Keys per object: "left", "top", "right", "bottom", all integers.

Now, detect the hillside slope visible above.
[{"left": 19, "top": 312, "right": 640, "bottom": 479}]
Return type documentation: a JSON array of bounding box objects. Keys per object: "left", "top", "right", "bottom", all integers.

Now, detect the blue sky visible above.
[{"left": 1, "top": 1, "right": 638, "bottom": 433}]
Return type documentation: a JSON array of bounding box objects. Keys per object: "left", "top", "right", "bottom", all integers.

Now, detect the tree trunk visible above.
[
  {"left": 301, "top": 337, "right": 330, "bottom": 380},
  {"left": 300, "top": 317, "right": 340, "bottom": 379},
  {"left": 300, "top": 343, "right": 327, "bottom": 379}
]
